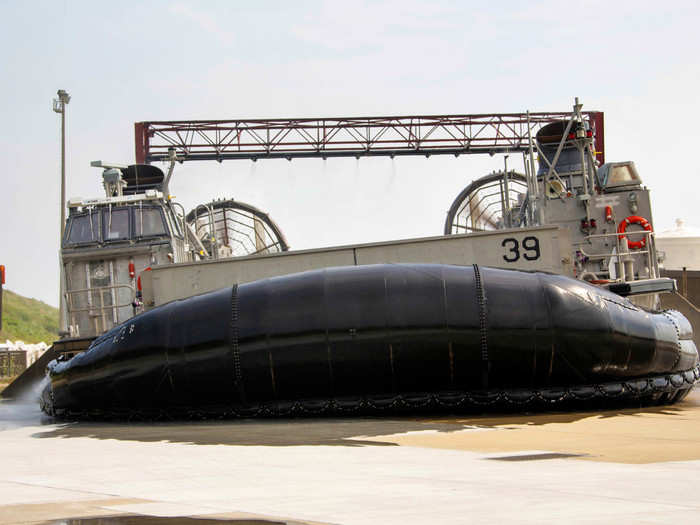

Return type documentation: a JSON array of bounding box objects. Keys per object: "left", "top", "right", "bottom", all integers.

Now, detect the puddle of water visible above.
[{"left": 46, "top": 515, "right": 286, "bottom": 524}]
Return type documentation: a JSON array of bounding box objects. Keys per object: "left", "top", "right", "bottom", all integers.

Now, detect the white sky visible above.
[{"left": 1, "top": 0, "right": 699, "bottom": 307}]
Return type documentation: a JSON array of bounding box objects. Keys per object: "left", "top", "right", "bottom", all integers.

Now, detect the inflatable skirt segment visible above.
[{"left": 41, "top": 264, "right": 699, "bottom": 419}]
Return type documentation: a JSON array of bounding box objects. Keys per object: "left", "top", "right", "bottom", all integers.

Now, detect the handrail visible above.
[
  {"left": 66, "top": 284, "right": 135, "bottom": 314},
  {"left": 66, "top": 283, "right": 136, "bottom": 336},
  {"left": 574, "top": 230, "right": 657, "bottom": 281}
]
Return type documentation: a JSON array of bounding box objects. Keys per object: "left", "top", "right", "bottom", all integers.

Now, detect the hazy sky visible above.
[{"left": 1, "top": 0, "right": 699, "bottom": 307}]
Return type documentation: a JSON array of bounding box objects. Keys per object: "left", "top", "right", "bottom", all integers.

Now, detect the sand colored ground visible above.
[{"left": 355, "top": 389, "right": 700, "bottom": 464}]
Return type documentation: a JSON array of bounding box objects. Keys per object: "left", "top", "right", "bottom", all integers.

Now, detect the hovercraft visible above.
[{"left": 41, "top": 264, "right": 699, "bottom": 419}]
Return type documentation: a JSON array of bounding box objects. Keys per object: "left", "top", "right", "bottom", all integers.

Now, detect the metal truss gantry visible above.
[{"left": 135, "top": 111, "right": 604, "bottom": 165}]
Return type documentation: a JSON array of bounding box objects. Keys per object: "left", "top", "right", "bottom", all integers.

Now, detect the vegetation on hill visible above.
[{"left": 0, "top": 289, "right": 59, "bottom": 344}]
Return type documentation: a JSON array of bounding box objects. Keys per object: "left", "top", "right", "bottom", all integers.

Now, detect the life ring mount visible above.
[{"left": 617, "top": 215, "right": 652, "bottom": 250}]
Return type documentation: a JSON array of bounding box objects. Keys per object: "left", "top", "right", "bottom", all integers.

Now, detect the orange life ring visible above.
[{"left": 617, "top": 215, "right": 652, "bottom": 250}]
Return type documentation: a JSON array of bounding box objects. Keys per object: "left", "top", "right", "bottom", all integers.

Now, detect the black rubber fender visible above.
[{"left": 42, "top": 264, "right": 699, "bottom": 418}]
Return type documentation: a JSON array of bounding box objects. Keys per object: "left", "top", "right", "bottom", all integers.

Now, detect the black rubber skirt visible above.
[{"left": 41, "top": 264, "right": 699, "bottom": 419}]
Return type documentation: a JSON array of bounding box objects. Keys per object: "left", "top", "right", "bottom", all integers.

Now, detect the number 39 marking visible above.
[{"left": 501, "top": 236, "right": 540, "bottom": 262}]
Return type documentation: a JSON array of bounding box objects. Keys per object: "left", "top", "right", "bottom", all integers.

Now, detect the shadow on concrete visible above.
[{"left": 29, "top": 390, "right": 698, "bottom": 447}]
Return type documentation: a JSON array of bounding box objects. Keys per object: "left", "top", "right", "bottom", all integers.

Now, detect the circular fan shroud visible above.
[
  {"left": 444, "top": 172, "right": 528, "bottom": 235},
  {"left": 186, "top": 199, "right": 289, "bottom": 257}
]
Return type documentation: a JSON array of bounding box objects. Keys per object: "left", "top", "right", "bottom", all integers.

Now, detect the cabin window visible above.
[
  {"left": 607, "top": 164, "right": 641, "bottom": 187},
  {"left": 66, "top": 212, "right": 100, "bottom": 245},
  {"left": 135, "top": 207, "right": 167, "bottom": 237},
  {"left": 103, "top": 208, "right": 130, "bottom": 241}
]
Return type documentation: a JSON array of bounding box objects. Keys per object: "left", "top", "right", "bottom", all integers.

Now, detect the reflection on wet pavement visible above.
[
  {"left": 26, "top": 396, "right": 695, "bottom": 448},
  {"left": 32, "top": 418, "right": 465, "bottom": 447},
  {"left": 4, "top": 387, "right": 700, "bottom": 462}
]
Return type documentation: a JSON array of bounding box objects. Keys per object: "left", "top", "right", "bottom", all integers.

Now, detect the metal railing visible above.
[
  {"left": 66, "top": 284, "right": 136, "bottom": 336},
  {"left": 574, "top": 230, "right": 657, "bottom": 282}
]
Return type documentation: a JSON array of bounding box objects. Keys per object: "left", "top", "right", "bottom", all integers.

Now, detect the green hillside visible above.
[{"left": 0, "top": 289, "right": 59, "bottom": 344}]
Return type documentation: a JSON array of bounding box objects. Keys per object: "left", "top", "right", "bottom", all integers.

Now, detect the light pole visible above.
[
  {"left": 53, "top": 89, "right": 70, "bottom": 237},
  {"left": 53, "top": 89, "right": 70, "bottom": 335}
]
